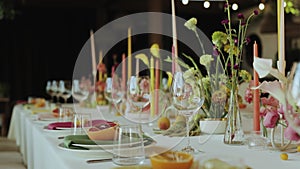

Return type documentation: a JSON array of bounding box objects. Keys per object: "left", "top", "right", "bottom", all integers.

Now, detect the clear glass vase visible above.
[{"left": 224, "top": 89, "right": 244, "bottom": 145}]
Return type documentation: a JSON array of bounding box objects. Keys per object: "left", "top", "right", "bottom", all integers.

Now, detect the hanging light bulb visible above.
[
  {"left": 232, "top": 3, "right": 238, "bottom": 10},
  {"left": 182, "top": 0, "right": 189, "bottom": 5},
  {"left": 203, "top": 1, "right": 210, "bottom": 8},
  {"left": 259, "top": 2, "right": 265, "bottom": 10}
]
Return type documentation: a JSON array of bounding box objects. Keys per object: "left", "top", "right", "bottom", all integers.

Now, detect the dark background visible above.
[{"left": 0, "top": 0, "right": 261, "bottom": 103}]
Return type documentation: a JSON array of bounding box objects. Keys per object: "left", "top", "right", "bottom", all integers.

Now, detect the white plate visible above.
[
  {"left": 58, "top": 142, "right": 107, "bottom": 153},
  {"left": 55, "top": 127, "right": 73, "bottom": 130},
  {"left": 72, "top": 138, "right": 156, "bottom": 150}
]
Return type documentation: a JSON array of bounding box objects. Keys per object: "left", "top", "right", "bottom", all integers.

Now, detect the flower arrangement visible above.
[
  {"left": 250, "top": 57, "right": 300, "bottom": 142},
  {"left": 182, "top": 0, "right": 256, "bottom": 119}
]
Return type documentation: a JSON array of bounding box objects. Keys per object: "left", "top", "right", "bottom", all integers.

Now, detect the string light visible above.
[
  {"left": 259, "top": 2, "right": 265, "bottom": 10},
  {"left": 182, "top": 0, "right": 189, "bottom": 5},
  {"left": 232, "top": 3, "right": 238, "bottom": 10},
  {"left": 203, "top": 1, "right": 210, "bottom": 8}
]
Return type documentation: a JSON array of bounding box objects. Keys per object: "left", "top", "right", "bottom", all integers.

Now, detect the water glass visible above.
[
  {"left": 58, "top": 107, "right": 74, "bottom": 122},
  {"left": 71, "top": 113, "right": 92, "bottom": 135},
  {"left": 245, "top": 131, "right": 268, "bottom": 150},
  {"left": 112, "top": 124, "right": 145, "bottom": 166}
]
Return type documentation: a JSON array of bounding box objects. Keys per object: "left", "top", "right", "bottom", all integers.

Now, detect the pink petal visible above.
[{"left": 252, "top": 81, "right": 285, "bottom": 104}]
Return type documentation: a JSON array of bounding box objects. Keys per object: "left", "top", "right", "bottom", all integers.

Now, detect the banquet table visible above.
[{"left": 7, "top": 103, "right": 300, "bottom": 169}]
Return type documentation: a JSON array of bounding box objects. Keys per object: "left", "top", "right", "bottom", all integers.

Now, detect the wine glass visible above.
[
  {"left": 72, "top": 79, "right": 89, "bottom": 103},
  {"left": 127, "top": 76, "right": 150, "bottom": 123},
  {"left": 170, "top": 71, "right": 204, "bottom": 153},
  {"left": 46, "top": 81, "right": 54, "bottom": 102},
  {"left": 51, "top": 80, "right": 59, "bottom": 103},
  {"left": 106, "top": 75, "right": 125, "bottom": 115},
  {"left": 103, "top": 77, "right": 113, "bottom": 113},
  {"left": 59, "top": 80, "right": 72, "bottom": 103},
  {"left": 284, "top": 62, "right": 300, "bottom": 135}
]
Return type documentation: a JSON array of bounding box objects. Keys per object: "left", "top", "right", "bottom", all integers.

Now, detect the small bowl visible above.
[
  {"left": 87, "top": 121, "right": 118, "bottom": 141},
  {"left": 199, "top": 118, "right": 227, "bottom": 134},
  {"left": 150, "top": 151, "right": 193, "bottom": 169}
]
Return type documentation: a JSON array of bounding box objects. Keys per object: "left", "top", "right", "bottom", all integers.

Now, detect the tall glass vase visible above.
[{"left": 223, "top": 89, "right": 244, "bottom": 145}]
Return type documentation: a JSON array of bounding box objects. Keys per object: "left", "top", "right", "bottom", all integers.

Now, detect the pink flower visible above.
[
  {"left": 284, "top": 125, "right": 300, "bottom": 141},
  {"left": 139, "top": 78, "right": 150, "bottom": 93},
  {"left": 261, "top": 96, "right": 279, "bottom": 107},
  {"left": 263, "top": 110, "right": 279, "bottom": 128},
  {"left": 244, "top": 88, "right": 253, "bottom": 103}
]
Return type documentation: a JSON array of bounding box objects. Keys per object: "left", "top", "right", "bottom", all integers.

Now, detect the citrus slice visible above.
[{"left": 150, "top": 151, "right": 193, "bottom": 169}]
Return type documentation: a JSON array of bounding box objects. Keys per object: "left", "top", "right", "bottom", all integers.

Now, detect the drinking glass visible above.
[
  {"left": 284, "top": 62, "right": 300, "bottom": 135},
  {"left": 71, "top": 113, "right": 92, "bottom": 135},
  {"left": 112, "top": 124, "right": 145, "bottom": 166},
  {"left": 58, "top": 107, "right": 74, "bottom": 122},
  {"left": 50, "top": 80, "right": 59, "bottom": 103},
  {"left": 59, "top": 80, "right": 72, "bottom": 103},
  {"left": 72, "top": 79, "right": 89, "bottom": 103},
  {"left": 127, "top": 76, "right": 150, "bottom": 123},
  {"left": 46, "top": 81, "right": 53, "bottom": 101},
  {"left": 103, "top": 77, "right": 113, "bottom": 113},
  {"left": 170, "top": 71, "right": 204, "bottom": 153}
]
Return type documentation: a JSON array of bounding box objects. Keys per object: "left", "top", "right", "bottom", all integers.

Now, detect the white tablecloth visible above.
[{"left": 7, "top": 104, "right": 300, "bottom": 169}]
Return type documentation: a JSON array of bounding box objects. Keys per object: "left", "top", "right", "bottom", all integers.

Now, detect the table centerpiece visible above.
[{"left": 181, "top": 0, "right": 257, "bottom": 142}]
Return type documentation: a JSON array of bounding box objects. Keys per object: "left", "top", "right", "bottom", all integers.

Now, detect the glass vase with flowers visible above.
[
  {"left": 182, "top": 1, "right": 257, "bottom": 140},
  {"left": 211, "top": 1, "right": 258, "bottom": 144}
]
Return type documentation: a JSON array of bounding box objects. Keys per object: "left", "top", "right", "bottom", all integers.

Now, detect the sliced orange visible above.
[{"left": 150, "top": 151, "right": 193, "bottom": 169}]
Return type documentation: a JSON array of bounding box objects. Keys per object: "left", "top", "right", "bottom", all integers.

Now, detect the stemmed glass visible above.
[
  {"left": 51, "top": 80, "right": 59, "bottom": 103},
  {"left": 170, "top": 71, "right": 204, "bottom": 153},
  {"left": 59, "top": 80, "right": 72, "bottom": 103},
  {"left": 127, "top": 76, "right": 150, "bottom": 123},
  {"left": 107, "top": 75, "right": 126, "bottom": 116},
  {"left": 72, "top": 79, "right": 89, "bottom": 103},
  {"left": 46, "top": 81, "right": 54, "bottom": 102}
]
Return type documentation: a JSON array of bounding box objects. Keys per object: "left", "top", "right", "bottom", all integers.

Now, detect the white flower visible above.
[
  {"left": 200, "top": 54, "right": 214, "bottom": 68},
  {"left": 184, "top": 17, "right": 197, "bottom": 32},
  {"left": 253, "top": 57, "right": 272, "bottom": 78}
]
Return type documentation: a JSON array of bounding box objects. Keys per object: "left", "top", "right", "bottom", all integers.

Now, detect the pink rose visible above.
[
  {"left": 244, "top": 88, "right": 253, "bottom": 103},
  {"left": 284, "top": 125, "right": 300, "bottom": 141},
  {"left": 263, "top": 110, "right": 279, "bottom": 128}
]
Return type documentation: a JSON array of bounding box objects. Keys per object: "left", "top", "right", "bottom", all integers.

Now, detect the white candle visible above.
[
  {"left": 277, "top": 0, "right": 285, "bottom": 76},
  {"left": 171, "top": 0, "right": 178, "bottom": 73},
  {"left": 90, "top": 30, "right": 97, "bottom": 79},
  {"left": 136, "top": 59, "right": 139, "bottom": 77}
]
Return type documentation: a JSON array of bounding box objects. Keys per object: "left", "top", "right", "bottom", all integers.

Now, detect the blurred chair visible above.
[
  {"left": 0, "top": 82, "right": 10, "bottom": 136},
  {"left": 0, "top": 137, "right": 26, "bottom": 169}
]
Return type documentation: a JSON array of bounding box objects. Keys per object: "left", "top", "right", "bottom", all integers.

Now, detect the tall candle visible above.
[
  {"left": 122, "top": 53, "right": 126, "bottom": 90},
  {"left": 99, "top": 50, "right": 103, "bottom": 64},
  {"left": 136, "top": 59, "right": 139, "bottom": 77},
  {"left": 150, "top": 57, "right": 155, "bottom": 117},
  {"left": 128, "top": 27, "right": 132, "bottom": 80},
  {"left": 253, "top": 41, "right": 260, "bottom": 131},
  {"left": 171, "top": 0, "right": 178, "bottom": 73},
  {"left": 98, "top": 50, "right": 103, "bottom": 82},
  {"left": 90, "top": 30, "right": 97, "bottom": 81},
  {"left": 277, "top": 0, "right": 286, "bottom": 75},
  {"left": 155, "top": 59, "right": 160, "bottom": 115}
]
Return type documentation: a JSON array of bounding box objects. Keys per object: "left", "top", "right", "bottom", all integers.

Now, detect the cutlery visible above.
[{"left": 86, "top": 158, "right": 112, "bottom": 164}]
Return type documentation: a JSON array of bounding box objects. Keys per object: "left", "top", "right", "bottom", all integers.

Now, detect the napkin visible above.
[
  {"left": 47, "top": 122, "right": 73, "bottom": 130},
  {"left": 63, "top": 134, "right": 155, "bottom": 150},
  {"left": 47, "top": 119, "right": 115, "bottom": 130}
]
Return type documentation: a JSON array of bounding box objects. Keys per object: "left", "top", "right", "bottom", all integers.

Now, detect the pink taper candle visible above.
[
  {"left": 128, "top": 27, "right": 132, "bottom": 80},
  {"left": 253, "top": 41, "right": 260, "bottom": 131}
]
